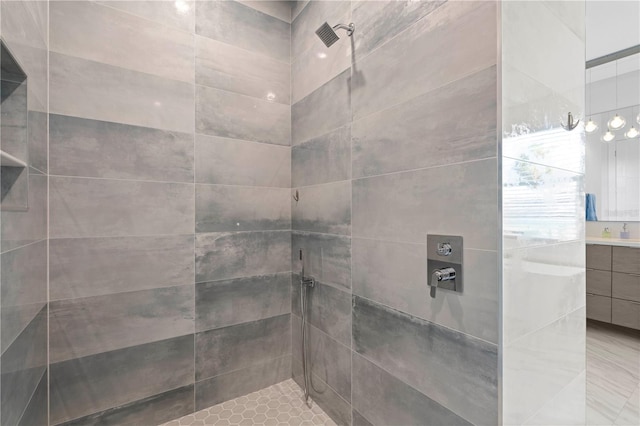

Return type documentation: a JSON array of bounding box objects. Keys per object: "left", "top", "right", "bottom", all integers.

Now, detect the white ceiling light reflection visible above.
[
  {"left": 316, "top": 52, "right": 327, "bottom": 59},
  {"left": 602, "top": 129, "right": 615, "bottom": 142},
  {"left": 585, "top": 119, "right": 598, "bottom": 133},
  {"left": 608, "top": 113, "right": 626, "bottom": 130},
  {"left": 625, "top": 126, "right": 639, "bottom": 139},
  {"left": 175, "top": 1, "right": 190, "bottom": 14}
]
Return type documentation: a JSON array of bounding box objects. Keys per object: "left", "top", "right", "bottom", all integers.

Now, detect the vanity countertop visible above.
[{"left": 586, "top": 237, "right": 640, "bottom": 248}]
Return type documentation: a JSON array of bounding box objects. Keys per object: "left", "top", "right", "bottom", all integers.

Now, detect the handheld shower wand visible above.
[{"left": 299, "top": 249, "right": 314, "bottom": 407}]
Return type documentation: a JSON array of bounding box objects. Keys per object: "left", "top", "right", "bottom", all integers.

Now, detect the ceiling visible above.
[{"left": 586, "top": 0, "right": 640, "bottom": 61}]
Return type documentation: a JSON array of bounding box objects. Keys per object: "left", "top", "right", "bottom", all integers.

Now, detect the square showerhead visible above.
[{"left": 315, "top": 22, "right": 340, "bottom": 48}]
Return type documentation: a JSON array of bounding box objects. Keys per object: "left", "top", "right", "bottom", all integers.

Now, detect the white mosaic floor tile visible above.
[{"left": 161, "top": 380, "right": 336, "bottom": 426}]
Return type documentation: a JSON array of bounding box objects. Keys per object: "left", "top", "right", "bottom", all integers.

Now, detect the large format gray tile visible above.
[
  {"left": 1, "top": 302, "right": 45, "bottom": 357},
  {"left": 49, "top": 285, "right": 194, "bottom": 363},
  {"left": 196, "top": 35, "right": 290, "bottom": 104},
  {"left": 1, "top": 306, "right": 47, "bottom": 426},
  {"left": 292, "top": 315, "right": 351, "bottom": 401},
  {"left": 50, "top": 114, "right": 194, "bottom": 182},
  {"left": 352, "top": 409, "right": 373, "bottom": 426},
  {"left": 49, "top": 176, "right": 194, "bottom": 238},
  {"left": 1, "top": 174, "right": 47, "bottom": 251},
  {"left": 196, "top": 231, "right": 291, "bottom": 283},
  {"left": 195, "top": 355, "right": 291, "bottom": 410},
  {"left": 28, "top": 111, "right": 47, "bottom": 174},
  {"left": 196, "top": 0, "right": 290, "bottom": 63},
  {"left": 95, "top": 0, "right": 195, "bottom": 32},
  {"left": 292, "top": 232, "right": 351, "bottom": 291},
  {"left": 352, "top": 0, "right": 446, "bottom": 59},
  {"left": 50, "top": 335, "right": 194, "bottom": 425},
  {"left": 352, "top": 158, "right": 498, "bottom": 250},
  {"left": 353, "top": 238, "right": 499, "bottom": 343},
  {"left": 1, "top": 239, "right": 47, "bottom": 314},
  {"left": 17, "top": 369, "right": 47, "bottom": 426},
  {"left": 292, "top": 180, "right": 351, "bottom": 235},
  {"left": 196, "top": 85, "right": 290, "bottom": 146},
  {"left": 50, "top": 235, "right": 194, "bottom": 300},
  {"left": 196, "top": 273, "right": 290, "bottom": 332},
  {"left": 50, "top": 1, "right": 194, "bottom": 83},
  {"left": 353, "top": 296, "right": 498, "bottom": 425},
  {"left": 292, "top": 125, "right": 350, "bottom": 187},
  {"left": 196, "top": 185, "right": 290, "bottom": 233},
  {"left": 352, "top": 353, "right": 472, "bottom": 426},
  {"left": 195, "top": 134, "right": 290, "bottom": 187},
  {"left": 238, "top": 1, "right": 292, "bottom": 23},
  {"left": 291, "top": 0, "right": 309, "bottom": 22},
  {"left": 352, "top": 67, "right": 497, "bottom": 178},
  {"left": 292, "top": 70, "right": 351, "bottom": 145},
  {"left": 49, "top": 52, "right": 194, "bottom": 133},
  {"left": 352, "top": 1, "right": 497, "bottom": 120},
  {"left": 62, "top": 385, "right": 194, "bottom": 426},
  {"left": 196, "top": 314, "right": 290, "bottom": 380},
  {"left": 292, "top": 279, "right": 351, "bottom": 346}
]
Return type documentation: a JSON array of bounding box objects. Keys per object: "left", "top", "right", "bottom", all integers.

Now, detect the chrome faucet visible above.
[{"left": 430, "top": 267, "right": 456, "bottom": 298}]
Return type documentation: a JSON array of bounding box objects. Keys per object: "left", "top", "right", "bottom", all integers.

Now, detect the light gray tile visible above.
[
  {"left": 1, "top": 307, "right": 47, "bottom": 426},
  {"left": 352, "top": 353, "right": 472, "bottom": 426},
  {"left": 352, "top": 409, "right": 373, "bottom": 426},
  {"left": 51, "top": 1, "right": 194, "bottom": 83},
  {"left": 291, "top": 0, "right": 349, "bottom": 60},
  {"left": 292, "top": 69, "right": 351, "bottom": 145},
  {"left": 49, "top": 52, "right": 194, "bottom": 133},
  {"left": 1, "top": 240, "right": 47, "bottom": 312},
  {"left": 62, "top": 385, "right": 194, "bottom": 426},
  {"left": 196, "top": 314, "right": 290, "bottom": 380},
  {"left": 352, "top": 67, "right": 497, "bottom": 178},
  {"left": 291, "top": 358, "right": 352, "bottom": 426},
  {"left": 292, "top": 315, "right": 351, "bottom": 401},
  {"left": 50, "top": 114, "right": 194, "bottom": 182},
  {"left": 292, "top": 125, "right": 351, "bottom": 187},
  {"left": 1, "top": 303, "right": 46, "bottom": 356},
  {"left": 352, "top": 0, "right": 446, "bottom": 59},
  {"left": 292, "top": 180, "right": 351, "bottom": 235},
  {"left": 195, "top": 355, "right": 291, "bottom": 410},
  {"left": 238, "top": 0, "right": 291, "bottom": 23},
  {"left": 196, "top": 35, "right": 290, "bottom": 104},
  {"left": 17, "top": 368, "right": 47, "bottom": 426},
  {"left": 1, "top": 80, "right": 28, "bottom": 162},
  {"left": 50, "top": 335, "right": 194, "bottom": 425},
  {"left": 95, "top": 0, "right": 195, "bottom": 32},
  {"left": 352, "top": 1, "right": 497, "bottom": 120},
  {"left": 196, "top": 273, "right": 290, "bottom": 332},
  {"left": 50, "top": 235, "right": 195, "bottom": 301},
  {"left": 195, "top": 134, "right": 290, "bottom": 187},
  {"left": 49, "top": 176, "right": 194, "bottom": 238},
  {"left": 27, "top": 111, "right": 47, "bottom": 174},
  {"left": 353, "top": 296, "right": 498, "bottom": 425},
  {"left": 196, "top": 185, "right": 290, "bottom": 233},
  {"left": 196, "top": 85, "right": 290, "bottom": 146},
  {"left": 292, "top": 278, "right": 351, "bottom": 346},
  {"left": 0, "top": 0, "right": 48, "bottom": 50},
  {"left": 352, "top": 158, "right": 498, "bottom": 250},
  {"left": 196, "top": 0, "right": 290, "bottom": 63},
  {"left": 196, "top": 231, "right": 291, "bottom": 282},
  {"left": 353, "top": 239, "right": 499, "bottom": 343},
  {"left": 291, "top": 1, "right": 309, "bottom": 22},
  {"left": 49, "top": 285, "right": 195, "bottom": 363},
  {"left": 1, "top": 174, "right": 47, "bottom": 252},
  {"left": 503, "top": 159, "right": 584, "bottom": 250},
  {"left": 292, "top": 232, "right": 351, "bottom": 291}
]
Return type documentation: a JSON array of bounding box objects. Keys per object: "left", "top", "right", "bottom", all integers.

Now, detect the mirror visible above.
[{"left": 585, "top": 52, "right": 640, "bottom": 222}]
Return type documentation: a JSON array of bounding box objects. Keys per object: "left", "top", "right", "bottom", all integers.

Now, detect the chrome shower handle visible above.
[{"left": 430, "top": 267, "right": 456, "bottom": 298}]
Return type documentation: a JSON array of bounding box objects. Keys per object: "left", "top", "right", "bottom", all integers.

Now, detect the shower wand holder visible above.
[{"left": 427, "top": 234, "right": 463, "bottom": 298}]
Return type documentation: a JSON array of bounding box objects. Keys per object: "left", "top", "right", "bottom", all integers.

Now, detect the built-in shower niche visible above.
[{"left": 1, "top": 39, "right": 29, "bottom": 211}]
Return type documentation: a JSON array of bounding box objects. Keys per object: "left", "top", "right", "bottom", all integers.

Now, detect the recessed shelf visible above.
[{"left": 0, "top": 150, "right": 27, "bottom": 168}]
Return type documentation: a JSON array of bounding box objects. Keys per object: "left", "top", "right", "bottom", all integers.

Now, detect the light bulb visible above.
[
  {"left": 625, "top": 126, "right": 639, "bottom": 139},
  {"left": 608, "top": 114, "right": 626, "bottom": 130},
  {"left": 602, "top": 130, "right": 615, "bottom": 143},
  {"left": 585, "top": 119, "right": 598, "bottom": 133}
]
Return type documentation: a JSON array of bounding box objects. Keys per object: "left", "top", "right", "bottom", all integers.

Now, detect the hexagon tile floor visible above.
[{"left": 160, "top": 379, "right": 337, "bottom": 426}]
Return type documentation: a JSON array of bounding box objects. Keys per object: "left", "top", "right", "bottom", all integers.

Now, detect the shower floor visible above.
[{"left": 161, "top": 380, "right": 336, "bottom": 426}]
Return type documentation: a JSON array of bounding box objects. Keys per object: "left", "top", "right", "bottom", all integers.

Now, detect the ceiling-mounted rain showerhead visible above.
[{"left": 315, "top": 22, "right": 355, "bottom": 48}]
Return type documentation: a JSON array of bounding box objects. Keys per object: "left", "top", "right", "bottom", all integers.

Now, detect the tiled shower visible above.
[{"left": 1, "top": 1, "right": 585, "bottom": 426}]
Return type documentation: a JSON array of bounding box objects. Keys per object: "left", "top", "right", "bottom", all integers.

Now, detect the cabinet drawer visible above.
[
  {"left": 612, "top": 246, "right": 640, "bottom": 275},
  {"left": 587, "top": 294, "right": 611, "bottom": 323},
  {"left": 587, "top": 245, "right": 612, "bottom": 271},
  {"left": 587, "top": 269, "right": 612, "bottom": 296},
  {"left": 612, "top": 273, "right": 640, "bottom": 303},
  {"left": 612, "top": 298, "right": 640, "bottom": 330}
]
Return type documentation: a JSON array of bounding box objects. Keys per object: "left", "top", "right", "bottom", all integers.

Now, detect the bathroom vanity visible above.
[{"left": 587, "top": 243, "right": 640, "bottom": 330}]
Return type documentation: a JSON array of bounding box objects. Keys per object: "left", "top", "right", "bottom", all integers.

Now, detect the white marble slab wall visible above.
[
  {"left": 0, "top": 1, "right": 49, "bottom": 425},
  {"left": 47, "top": 1, "right": 292, "bottom": 424},
  {"left": 291, "top": 1, "right": 500, "bottom": 424},
  {"left": 501, "top": 1, "right": 586, "bottom": 424}
]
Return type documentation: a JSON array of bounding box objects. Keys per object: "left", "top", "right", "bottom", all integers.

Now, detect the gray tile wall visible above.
[
  {"left": 1, "top": 1, "right": 49, "bottom": 425},
  {"left": 290, "top": 1, "right": 499, "bottom": 424},
  {"left": 47, "top": 0, "right": 292, "bottom": 424}
]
